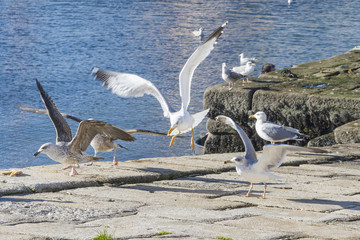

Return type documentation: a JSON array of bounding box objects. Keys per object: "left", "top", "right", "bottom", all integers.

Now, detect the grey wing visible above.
[
  {"left": 70, "top": 120, "right": 136, "bottom": 153},
  {"left": 261, "top": 122, "right": 299, "bottom": 141},
  {"left": 18, "top": 106, "right": 83, "bottom": 123},
  {"left": 227, "top": 68, "right": 244, "bottom": 80},
  {"left": 36, "top": 80, "right": 73, "bottom": 143},
  {"left": 254, "top": 144, "right": 327, "bottom": 171},
  {"left": 125, "top": 129, "right": 168, "bottom": 137}
]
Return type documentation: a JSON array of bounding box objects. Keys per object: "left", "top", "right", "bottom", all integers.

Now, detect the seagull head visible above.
[
  {"left": 34, "top": 142, "right": 55, "bottom": 157},
  {"left": 224, "top": 156, "right": 246, "bottom": 167},
  {"left": 249, "top": 111, "right": 267, "bottom": 121}
]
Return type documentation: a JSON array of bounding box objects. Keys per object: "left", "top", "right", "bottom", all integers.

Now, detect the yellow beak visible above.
[
  {"left": 168, "top": 128, "right": 174, "bottom": 136},
  {"left": 224, "top": 160, "right": 232, "bottom": 164},
  {"left": 249, "top": 115, "right": 255, "bottom": 119}
]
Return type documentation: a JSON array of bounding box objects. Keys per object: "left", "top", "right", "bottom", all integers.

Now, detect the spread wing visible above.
[
  {"left": 69, "top": 120, "right": 136, "bottom": 153},
  {"left": 92, "top": 68, "right": 174, "bottom": 118},
  {"left": 216, "top": 115, "right": 257, "bottom": 163},
  {"left": 179, "top": 21, "right": 227, "bottom": 110},
  {"left": 124, "top": 129, "right": 168, "bottom": 137},
  {"left": 36, "top": 80, "right": 73, "bottom": 143},
  {"left": 18, "top": 106, "right": 83, "bottom": 123},
  {"left": 254, "top": 144, "right": 327, "bottom": 171}
]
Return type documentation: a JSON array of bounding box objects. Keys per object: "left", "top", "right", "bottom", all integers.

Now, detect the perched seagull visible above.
[
  {"left": 32, "top": 80, "right": 135, "bottom": 175},
  {"left": 249, "top": 111, "right": 306, "bottom": 144},
  {"left": 216, "top": 115, "right": 326, "bottom": 199},
  {"left": 192, "top": 27, "right": 204, "bottom": 37},
  {"left": 93, "top": 21, "right": 228, "bottom": 150},
  {"left": 222, "top": 63, "right": 244, "bottom": 90},
  {"left": 18, "top": 106, "right": 167, "bottom": 166},
  {"left": 232, "top": 61, "right": 256, "bottom": 82},
  {"left": 239, "top": 53, "right": 258, "bottom": 66}
]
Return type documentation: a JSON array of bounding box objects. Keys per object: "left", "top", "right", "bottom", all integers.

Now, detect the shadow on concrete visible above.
[
  {"left": 288, "top": 198, "right": 360, "bottom": 210},
  {"left": 0, "top": 197, "right": 74, "bottom": 204}
]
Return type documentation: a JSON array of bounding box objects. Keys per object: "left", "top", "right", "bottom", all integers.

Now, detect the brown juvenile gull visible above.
[
  {"left": 32, "top": 80, "right": 135, "bottom": 175},
  {"left": 19, "top": 106, "right": 167, "bottom": 166},
  {"left": 93, "top": 21, "right": 228, "bottom": 150},
  {"left": 249, "top": 111, "right": 306, "bottom": 144},
  {"left": 216, "top": 115, "right": 326, "bottom": 199},
  {"left": 221, "top": 62, "right": 244, "bottom": 90}
]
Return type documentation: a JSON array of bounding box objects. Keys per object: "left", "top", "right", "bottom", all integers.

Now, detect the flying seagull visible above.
[
  {"left": 19, "top": 106, "right": 167, "bottom": 166},
  {"left": 221, "top": 63, "right": 244, "bottom": 90},
  {"left": 249, "top": 111, "right": 306, "bottom": 144},
  {"left": 93, "top": 21, "right": 228, "bottom": 150},
  {"left": 216, "top": 115, "right": 326, "bottom": 199},
  {"left": 32, "top": 80, "right": 135, "bottom": 175}
]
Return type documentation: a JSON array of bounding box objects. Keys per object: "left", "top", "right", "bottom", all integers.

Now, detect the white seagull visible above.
[
  {"left": 232, "top": 61, "right": 256, "bottom": 82},
  {"left": 192, "top": 27, "right": 204, "bottom": 37},
  {"left": 216, "top": 115, "right": 326, "bottom": 199},
  {"left": 32, "top": 80, "right": 135, "bottom": 176},
  {"left": 19, "top": 106, "right": 167, "bottom": 166},
  {"left": 239, "top": 53, "right": 258, "bottom": 65},
  {"left": 222, "top": 63, "right": 244, "bottom": 90},
  {"left": 93, "top": 21, "right": 228, "bottom": 150},
  {"left": 249, "top": 111, "right": 306, "bottom": 144}
]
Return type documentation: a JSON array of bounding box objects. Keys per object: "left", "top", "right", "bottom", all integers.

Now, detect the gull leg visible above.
[
  {"left": 112, "top": 148, "right": 118, "bottom": 166},
  {"left": 258, "top": 183, "right": 267, "bottom": 199},
  {"left": 246, "top": 77, "right": 252, "bottom": 83},
  {"left": 245, "top": 183, "right": 254, "bottom": 197},
  {"left": 190, "top": 129, "right": 195, "bottom": 150},
  {"left": 271, "top": 141, "right": 275, "bottom": 144},
  {"left": 69, "top": 167, "right": 78, "bottom": 176},
  {"left": 169, "top": 132, "right": 181, "bottom": 147}
]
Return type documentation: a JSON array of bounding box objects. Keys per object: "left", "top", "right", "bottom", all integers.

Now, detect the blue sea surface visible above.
[{"left": 1, "top": 0, "right": 359, "bottom": 168}]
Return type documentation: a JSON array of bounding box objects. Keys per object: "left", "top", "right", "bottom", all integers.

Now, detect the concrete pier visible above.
[{"left": 1, "top": 144, "right": 360, "bottom": 240}]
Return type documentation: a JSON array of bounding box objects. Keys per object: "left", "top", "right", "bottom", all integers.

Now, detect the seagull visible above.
[
  {"left": 93, "top": 21, "right": 228, "bottom": 150},
  {"left": 18, "top": 106, "right": 167, "bottom": 166},
  {"left": 32, "top": 80, "right": 136, "bottom": 175},
  {"left": 222, "top": 63, "right": 244, "bottom": 90},
  {"left": 192, "top": 27, "right": 204, "bottom": 37},
  {"left": 216, "top": 115, "right": 326, "bottom": 199},
  {"left": 249, "top": 111, "right": 306, "bottom": 144},
  {"left": 232, "top": 61, "right": 256, "bottom": 82},
  {"left": 239, "top": 53, "right": 258, "bottom": 66}
]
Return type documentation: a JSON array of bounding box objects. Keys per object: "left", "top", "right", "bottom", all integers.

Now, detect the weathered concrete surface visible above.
[
  {"left": 0, "top": 144, "right": 360, "bottom": 240},
  {"left": 204, "top": 50, "right": 360, "bottom": 153}
]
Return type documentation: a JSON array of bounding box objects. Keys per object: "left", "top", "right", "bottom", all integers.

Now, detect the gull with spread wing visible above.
[
  {"left": 93, "top": 21, "right": 227, "bottom": 150},
  {"left": 32, "top": 80, "right": 135, "bottom": 175},
  {"left": 216, "top": 115, "right": 326, "bottom": 199},
  {"left": 19, "top": 106, "right": 167, "bottom": 166}
]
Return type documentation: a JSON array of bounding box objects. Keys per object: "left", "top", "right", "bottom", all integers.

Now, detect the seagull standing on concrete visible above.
[
  {"left": 32, "top": 80, "right": 135, "bottom": 175},
  {"left": 216, "top": 115, "right": 326, "bottom": 198},
  {"left": 249, "top": 111, "right": 305, "bottom": 144},
  {"left": 19, "top": 106, "right": 167, "bottom": 166},
  {"left": 222, "top": 63, "right": 244, "bottom": 90},
  {"left": 93, "top": 21, "right": 227, "bottom": 150}
]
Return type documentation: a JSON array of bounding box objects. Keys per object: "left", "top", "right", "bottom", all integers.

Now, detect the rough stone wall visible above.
[{"left": 203, "top": 85, "right": 360, "bottom": 154}]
